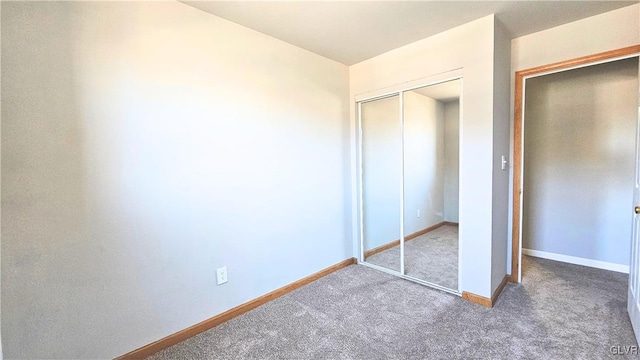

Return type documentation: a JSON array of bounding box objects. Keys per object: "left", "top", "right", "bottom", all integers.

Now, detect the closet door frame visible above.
[
  {"left": 356, "top": 69, "right": 463, "bottom": 295},
  {"left": 511, "top": 46, "right": 640, "bottom": 283}
]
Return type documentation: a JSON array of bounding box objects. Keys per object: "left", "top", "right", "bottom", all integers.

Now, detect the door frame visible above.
[{"left": 511, "top": 45, "right": 640, "bottom": 283}]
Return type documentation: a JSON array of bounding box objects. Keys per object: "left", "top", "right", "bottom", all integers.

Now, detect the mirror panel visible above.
[
  {"left": 402, "top": 80, "right": 460, "bottom": 290},
  {"left": 361, "top": 95, "right": 401, "bottom": 272}
]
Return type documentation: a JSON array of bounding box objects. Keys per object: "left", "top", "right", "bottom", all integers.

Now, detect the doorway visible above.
[{"left": 512, "top": 46, "right": 640, "bottom": 282}]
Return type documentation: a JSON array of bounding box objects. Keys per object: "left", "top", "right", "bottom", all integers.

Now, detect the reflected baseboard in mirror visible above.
[
  {"left": 365, "top": 222, "right": 458, "bottom": 290},
  {"left": 364, "top": 221, "right": 449, "bottom": 258}
]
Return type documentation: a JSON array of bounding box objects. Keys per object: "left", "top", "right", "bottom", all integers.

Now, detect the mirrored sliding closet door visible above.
[
  {"left": 402, "top": 80, "right": 460, "bottom": 291},
  {"left": 358, "top": 78, "right": 461, "bottom": 293},
  {"left": 361, "top": 95, "right": 402, "bottom": 273}
]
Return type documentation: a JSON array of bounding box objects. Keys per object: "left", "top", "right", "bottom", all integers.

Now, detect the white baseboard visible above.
[{"left": 523, "top": 248, "right": 629, "bottom": 274}]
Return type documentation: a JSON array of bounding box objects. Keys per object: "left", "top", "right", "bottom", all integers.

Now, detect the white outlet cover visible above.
[{"left": 216, "top": 266, "right": 228, "bottom": 285}]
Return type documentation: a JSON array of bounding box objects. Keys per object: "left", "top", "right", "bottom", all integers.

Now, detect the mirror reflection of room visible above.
[
  {"left": 361, "top": 79, "right": 461, "bottom": 291},
  {"left": 402, "top": 80, "right": 460, "bottom": 290},
  {"left": 361, "top": 95, "right": 402, "bottom": 272}
]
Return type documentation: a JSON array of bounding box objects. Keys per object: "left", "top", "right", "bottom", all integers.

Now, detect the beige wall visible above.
[{"left": 1, "top": 2, "right": 350, "bottom": 358}]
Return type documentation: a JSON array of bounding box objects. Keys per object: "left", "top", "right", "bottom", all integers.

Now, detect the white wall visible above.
[
  {"left": 403, "top": 92, "right": 445, "bottom": 234},
  {"left": 491, "top": 21, "right": 511, "bottom": 292},
  {"left": 509, "top": 4, "right": 640, "bottom": 274},
  {"left": 523, "top": 58, "right": 638, "bottom": 266},
  {"left": 443, "top": 100, "right": 460, "bottom": 223},
  {"left": 350, "top": 15, "right": 500, "bottom": 298},
  {"left": 1, "top": 2, "right": 350, "bottom": 358}
]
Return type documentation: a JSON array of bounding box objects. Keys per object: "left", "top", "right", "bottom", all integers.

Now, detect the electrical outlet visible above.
[
  {"left": 216, "top": 266, "right": 228, "bottom": 285},
  {"left": 417, "top": 209, "right": 421, "bottom": 218}
]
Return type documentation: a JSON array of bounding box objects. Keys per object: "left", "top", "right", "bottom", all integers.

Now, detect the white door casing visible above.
[{"left": 627, "top": 58, "right": 640, "bottom": 345}]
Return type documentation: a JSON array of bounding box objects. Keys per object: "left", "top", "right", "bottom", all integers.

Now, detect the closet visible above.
[
  {"left": 358, "top": 77, "right": 462, "bottom": 294},
  {"left": 520, "top": 57, "right": 639, "bottom": 276}
]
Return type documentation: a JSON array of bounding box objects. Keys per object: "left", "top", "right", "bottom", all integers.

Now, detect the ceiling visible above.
[{"left": 183, "top": 1, "right": 637, "bottom": 65}]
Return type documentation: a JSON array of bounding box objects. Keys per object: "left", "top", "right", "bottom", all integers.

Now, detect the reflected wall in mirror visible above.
[
  {"left": 402, "top": 79, "right": 460, "bottom": 290},
  {"left": 361, "top": 95, "right": 401, "bottom": 272}
]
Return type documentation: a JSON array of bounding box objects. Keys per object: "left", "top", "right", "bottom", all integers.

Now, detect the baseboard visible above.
[
  {"left": 405, "top": 222, "right": 448, "bottom": 241},
  {"left": 461, "top": 275, "right": 509, "bottom": 308},
  {"left": 115, "top": 257, "right": 357, "bottom": 360},
  {"left": 461, "top": 291, "right": 492, "bottom": 307},
  {"left": 443, "top": 221, "right": 459, "bottom": 227},
  {"left": 492, "top": 275, "right": 509, "bottom": 304},
  {"left": 523, "top": 248, "right": 629, "bottom": 274},
  {"left": 364, "top": 221, "right": 447, "bottom": 258}
]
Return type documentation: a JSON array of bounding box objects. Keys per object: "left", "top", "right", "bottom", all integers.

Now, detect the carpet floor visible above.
[
  {"left": 365, "top": 225, "right": 458, "bottom": 290},
  {"left": 148, "top": 256, "right": 636, "bottom": 359}
]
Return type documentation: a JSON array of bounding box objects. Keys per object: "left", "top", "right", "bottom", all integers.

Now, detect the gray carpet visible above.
[
  {"left": 365, "top": 225, "right": 458, "bottom": 290},
  {"left": 147, "top": 256, "right": 636, "bottom": 359}
]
